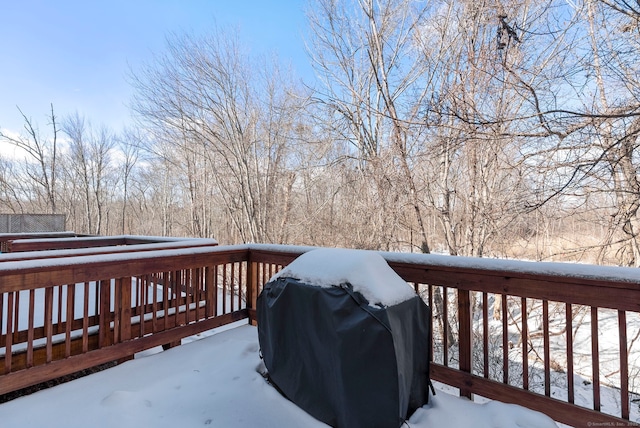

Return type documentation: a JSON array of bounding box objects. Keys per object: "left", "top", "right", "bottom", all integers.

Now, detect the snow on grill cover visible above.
[{"left": 257, "top": 248, "right": 432, "bottom": 428}]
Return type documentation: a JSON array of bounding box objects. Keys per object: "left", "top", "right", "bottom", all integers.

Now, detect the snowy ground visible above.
[{"left": 0, "top": 322, "right": 557, "bottom": 428}]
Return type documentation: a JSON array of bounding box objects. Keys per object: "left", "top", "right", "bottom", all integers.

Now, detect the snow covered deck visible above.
[
  {"left": 1, "top": 241, "right": 639, "bottom": 426},
  {"left": 0, "top": 323, "right": 556, "bottom": 428}
]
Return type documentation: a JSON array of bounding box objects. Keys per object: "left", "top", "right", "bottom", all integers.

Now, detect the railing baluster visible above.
[
  {"left": 237, "top": 262, "right": 242, "bottom": 310},
  {"left": 205, "top": 266, "right": 213, "bottom": 318},
  {"left": 65, "top": 284, "right": 75, "bottom": 357},
  {"left": 173, "top": 270, "right": 180, "bottom": 326},
  {"left": 618, "top": 310, "right": 629, "bottom": 419},
  {"left": 543, "top": 300, "right": 550, "bottom": 397},
  {"left": 98, "top": 279, "right": 111, "bottom": 348},
  {"left": 139, "top": 276, "right": 146, "bottom": 337},
  {"left": 201, "top": 267, "right": 205, "bottom": 318},
  {"left": 120, "top": 277, "right": 132, "bottom": 342},
  {"left": 522, "top": 298, "right": 528, "bottom": 390},
  {"left": 257, "top": 263, "right": 263, "bottom": 290},
  {"left": 162, "top": 271, "right": 169, "bottom": 331},
  {"left": 5, "top": 291, "right": 14, "bottom": 374},
  {"left": 458, "top": 288, "right": 472, "bottom": 398},
  {"left": 151, "top": 274, "right": 158, "bottom": 333},
  {"left": 83, "top": 282, "right": 90, "bottom": 352},
  {"left": 502, "top": 294, "right": 509, "bottom": 384},
  {"left": 215, "top": 265, "right": 221, "bottom": 317},
  {"left": 428, "top": 284, "right": 433, "bottom": 364},
  {"left": 265, "top": 263, "right": 270, "bottom": 285},
  {"left": 192, "top": 268, "right": 197, "bottom": 321},
  {"left": 247, "top": 259, "right": 256, "bottom": 325},
  {"left": 12, "top": 291, "right": 20, "bottom": 344},
  {"left": 591, "top": 306, "right": 600, "bottom": 411},
  {"left": 222, "top": 263, "right": 228, "bottom": 315},
  {"left": 45, "top": 286, "right": 54, "bottom": 363},
  {"left": 185, "top": 269, "right": 192, "bottom": 325},
  {"left": 194, "top": 268, "right": 201, "bottom": 322},
  {"left": 113, "top": 279, "right": 122, "bottom": 344},
  {"left": 442, "top": 285, "right": 449, "bottom": 366},
  {"left": 27, "top": 289, "right": 35, "bottom": 367},
  {"left": 566, "top": 303, "right": 574, "bottom": 404},
  {"left": 483, "top": 292, "right": 489, "bottom": 378},
  {"left": 231, "top": 262, "right": 237, "bottom": 313},
  {"left": 134, "top": 276, "right": 140, "bottom": 309},
  {"left": 56, "top": 284, "right": 63, "bottom": 333},
  {"left": 214, "top": 264, "right": 220, "bottom": 317},
  {"left": 239, "top": 262, "right": 246, "bottom": 309},
  {"left": 94, "top": 279, "right": 99, "bottom": 321},
  {"left": 200, "top": 267, "right": 206, "bottom": 319},
  {"left": 0, "top": 292, "right": 4, "bottom": 349}
]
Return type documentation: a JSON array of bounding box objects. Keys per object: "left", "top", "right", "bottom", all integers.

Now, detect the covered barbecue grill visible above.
[{"left": 257, "top": 248, "right": 432, "bottom": 428}]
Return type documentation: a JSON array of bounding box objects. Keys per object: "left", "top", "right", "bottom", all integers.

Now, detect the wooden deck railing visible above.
[
  {"left": 0, "top": 239, "right": 219, "bottom": 262},
  {"left": 0, "top": 232, "right": 81, "bottom": 253},
  {"left": 2, "top": 243, "right": 639, "bottom": 427},
  {"left": 1, "top": 233, "right": 217, "bottom": 253},
  {"left": 0, "top": 244, "right": 247, "bottom": 396}
]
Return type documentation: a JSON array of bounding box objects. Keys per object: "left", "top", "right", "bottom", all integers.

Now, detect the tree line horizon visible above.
[{"left": 1, "top": 0, "right": 639, "bottom": 267}]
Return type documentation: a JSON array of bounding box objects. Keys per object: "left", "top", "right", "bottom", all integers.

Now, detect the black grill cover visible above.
[{"left": 257, "top": 277, "right": 431, "bottom": 428}]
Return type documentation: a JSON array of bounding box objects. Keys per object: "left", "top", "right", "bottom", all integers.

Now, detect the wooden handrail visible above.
[
  {"left": 0, "top": 232, "right": 83, "bottom": 253},
  {"left": 5, "top": 234, "right": 217, "bottom": 253},
  {"left": 0, "top": 239, "right": 219, "bottom": 262},
  {"left": 0, "top": 232, "right": 80, "bottom": 241}
]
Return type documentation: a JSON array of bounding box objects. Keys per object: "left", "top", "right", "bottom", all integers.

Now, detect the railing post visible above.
[
  {"left": 205, "top": 265, "right": 215, "bottom": 318},
  {"left": 114, "top": 276, "right": 134, "bottom": 364},
  {"left": 98, "top": 279, "right": 112, "bottom": 347},
  {"left": 458, "top": 288, "right": 473, "bottom": 399},
  {"left": 246, "top": 249, "right": 259, "bottom": 326},
  {"left": 119, "top": 277, "right": 132, "bottom": 342}
]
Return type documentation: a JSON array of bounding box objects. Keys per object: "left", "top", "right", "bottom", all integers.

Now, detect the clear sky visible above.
[{"left": 0, "top": 0, "right": 312, "bottom": 136}]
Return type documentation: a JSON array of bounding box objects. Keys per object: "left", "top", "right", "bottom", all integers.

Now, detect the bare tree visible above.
[
  {"left": 515, "top": 0, "right": 640, "bottom": 265},
  {"left": 0, "top": 157, "right": 25, "bottom": 213},
  {"left": 116, "top": 128, "right": 141, "bottom": 235},
  {"left": 308, "top": 0, "right": 434, "bottom": 252},
  {"left": 62, "top": 113, "right": 115, "bottom": 235},
  {"left": 130, "top": 27, "right": 309, "bottom": 243},
  {"left": 585, "top": 0, "right": 640, "bottom": 265},
  {"left": 427, "top": 2, "right": 531, "bottom": 256},
  {"left": 0, "top": 104, "right": 59, "bottom": 213}
]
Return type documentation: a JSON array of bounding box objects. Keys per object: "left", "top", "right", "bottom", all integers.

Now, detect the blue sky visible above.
[{"left": 0, "top": 0, "right": 312, "bottom": 136}]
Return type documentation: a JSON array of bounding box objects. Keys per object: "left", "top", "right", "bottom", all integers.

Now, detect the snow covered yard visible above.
[{"left": 0, "top": 323, "right": 557, "bottom": 428}]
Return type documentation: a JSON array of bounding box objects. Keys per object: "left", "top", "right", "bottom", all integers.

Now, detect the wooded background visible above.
[{"left": 2, "top": 0, "right": 640, "bottom": 266}]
